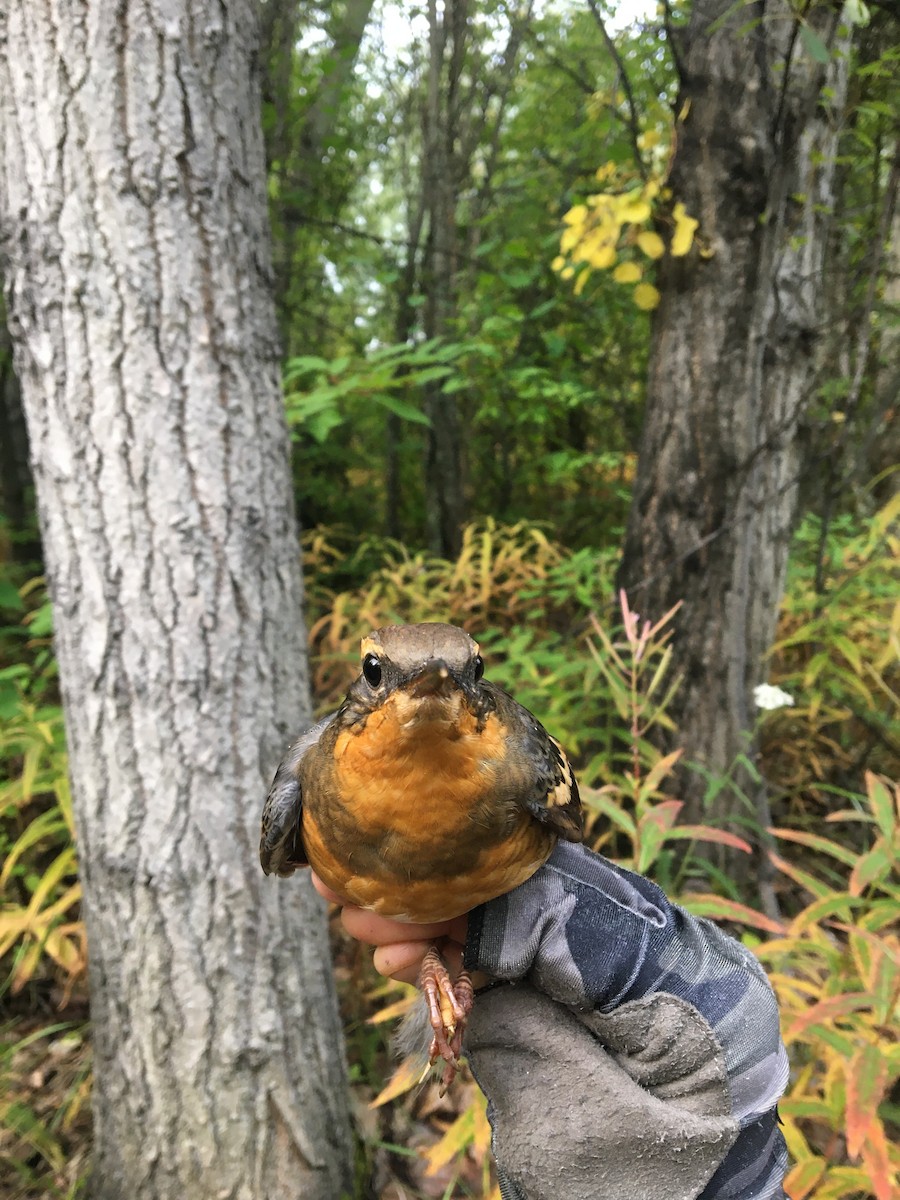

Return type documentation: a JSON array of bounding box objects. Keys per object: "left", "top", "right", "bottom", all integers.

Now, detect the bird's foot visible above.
[{"left": 420, "top": 944, "right": 474, "bottom": 1092}]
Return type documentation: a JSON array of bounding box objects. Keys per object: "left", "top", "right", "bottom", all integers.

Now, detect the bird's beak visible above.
[{"left": 406, "top": 659, "right": 458, "bottom": 699}]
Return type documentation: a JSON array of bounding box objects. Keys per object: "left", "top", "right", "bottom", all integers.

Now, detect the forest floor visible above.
[{"left": 1, "top": 908, "right": 492, "bottom": 1200}]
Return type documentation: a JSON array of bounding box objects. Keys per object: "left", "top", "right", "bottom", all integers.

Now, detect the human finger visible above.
[
  {"left": 373, "top": 938, "right": 467, "bottom": 984},
  {"left": 310, "top": 871, "right": 347, "bottom": 905},
  {"left": 341, "top": 906, "right": 455, "bottom": 946}
]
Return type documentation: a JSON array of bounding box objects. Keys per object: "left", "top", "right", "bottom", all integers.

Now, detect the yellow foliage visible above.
[
  {"left": 577, "top": 238, "right": 616, "bottom": 270},
  {"left": 613, "top": 261, "right": 642, "bottom": 283},
  {"left": 553, "top": 130, "right": 699, "bottom": 310},
  {"left": 671, "top": 201, "right": 699, "bottom": 257},
  {"left": 562, "top": 204, "right": 588, "bottom": 226},
  {"left": 637, "top": 229, "right": 665, "bottom": 259},
  {"left": 618, "top": 197, "right": 652, "bottom": 224},
  {"left": 633, "top": 282, "right": 661, "bottom": 310}
]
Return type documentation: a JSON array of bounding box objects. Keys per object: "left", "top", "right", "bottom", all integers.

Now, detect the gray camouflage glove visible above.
[{"left": 462, "top": 842, "right": 789, "bottom": 1200}]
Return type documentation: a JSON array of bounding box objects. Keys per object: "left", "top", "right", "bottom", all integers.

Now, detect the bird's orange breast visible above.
[{"left": 300, "top": 692, "right": 556, "bottom": 922}]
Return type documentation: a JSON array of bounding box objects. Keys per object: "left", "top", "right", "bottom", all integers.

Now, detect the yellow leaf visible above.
[
  {"left": 563, "top": 204, "right": 588, "bottom": 226},
  {"left": 619, "top": 199, "right": 651, "bottom": 224},
  {"left": 586, "top": 244, "right": 616, "bottom": 270},
  {"left": 12, "top": 938, "right": 44, "bottom": 993},
  {"left": 367, "top": 988, "right": 418, "bottom": 1025},
  {"left": 369, "top": 1056, "right": 428, "bottom": 1108},
  {"left": 424, "top": 1104, "right": 477, "bottom": 1174},
  {"left": 551, "top": 255, "right": 566, "bottom": 271},
  {"left": 633, "top": 283, "right": 660, "bottom": 310},
  {"left": 671, "top": 202, "right": 699, "bottom": 257},
  {"left": 560, "top": 266, "right": 574, "bottom": 280},
  {"left": 44, "top": 928, "right": 86, "bottom": 974},
  {"left": 638, "top": 129, "right": 662, "bottom": 149},
  {"left": 595, "top": 162, "right": 616, "bottom": 182},
  {"left": 573, "top": 269, "right": 590, "bottom": 295},
  {"left": 613, "top": 261, "right": 642, "bottom": 283},
  {"left": 560, "top": 227, "right": 579, "bottom": 253},
  {"left": 637, "top": 230, "right": 665, "bottom": 259},
  {"left": 573, "top": 228, "right": 618, "bottom": 270}
]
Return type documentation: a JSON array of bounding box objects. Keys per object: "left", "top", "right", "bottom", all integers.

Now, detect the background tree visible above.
[
  {"left": 0, "top": 2, "right": 353, "bottom": 1197},
  {"left": 615, "top": 0, "right": 858, "bottom": 884}
]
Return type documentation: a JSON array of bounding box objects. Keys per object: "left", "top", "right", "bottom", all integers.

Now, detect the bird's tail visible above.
[{"left": 392, "top": 991, "right": 433, "bottom": 1076}]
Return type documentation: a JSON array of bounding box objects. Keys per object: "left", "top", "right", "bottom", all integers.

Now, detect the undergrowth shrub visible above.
[
  {"left": 302, "top": 518, "right": 618, "bottom": 731},
  {"left": 765, "top": 504, "right": 900, "bottom": 814},
  {"left": 0, "top": 579, "right": 83, "bottom": 1005},
  {"left": 1, "top": 506, "right": 896, "bottom": 1198},
  {"left": 758, "top": 772, "right": 899, "bottom": 1200}
]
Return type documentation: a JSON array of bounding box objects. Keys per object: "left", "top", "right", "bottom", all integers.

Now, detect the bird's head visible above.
[{"left": 344, "top": 622, "right": 489, "bottom": 730}]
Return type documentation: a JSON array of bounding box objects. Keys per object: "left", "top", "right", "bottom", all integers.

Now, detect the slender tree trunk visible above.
[
  {"left": 263, "top": 0, "right": 376, "bottom": 343},
  {"left": 617, "top": 1, "right": 850, "bottom": 868},
  {"left": 422, "top": 0, "right": 467, "bottom": 558},
  {"left": 0, "top": 4, "right": 353, "bottom": 1198}
]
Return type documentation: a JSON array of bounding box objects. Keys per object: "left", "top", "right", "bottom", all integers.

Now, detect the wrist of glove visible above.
[{"left": 461, "top": 842, "right": 788, "bottom": 1200}]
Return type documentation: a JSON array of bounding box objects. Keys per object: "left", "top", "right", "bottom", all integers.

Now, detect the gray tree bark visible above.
[
  {"left": 617, "top": 1, "right": 850, "bottom": 872},
  {"left": 0, "top": 3, "right": 354, "bottom": 1198}
]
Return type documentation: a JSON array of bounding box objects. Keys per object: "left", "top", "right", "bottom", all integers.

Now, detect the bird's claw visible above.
[{"left": 420, "top": 945, "right": 474, "bottom": 1092}]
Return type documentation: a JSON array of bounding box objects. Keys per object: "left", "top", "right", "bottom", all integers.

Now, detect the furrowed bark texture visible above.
[
  {"left": 618, "top": 0, "right": 849, "bottom": 844},
  {"left": 0, "top": 3, "right": 353, "bottom": 1198}
]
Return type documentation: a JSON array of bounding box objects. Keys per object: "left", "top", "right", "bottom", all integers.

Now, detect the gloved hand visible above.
[{"left": 462, "top": 841, "right": 789, "bottom": 1200}]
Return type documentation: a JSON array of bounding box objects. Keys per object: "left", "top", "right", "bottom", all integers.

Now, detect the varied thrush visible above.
[{"left": 260, "top": 622, "right": 584, "bottom": 1080}]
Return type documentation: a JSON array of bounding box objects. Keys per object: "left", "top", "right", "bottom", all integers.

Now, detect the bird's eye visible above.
[
  {"left": 473, "top": 655, "right": 484, "bottom": 682},
  {"left": 362, "top": 654, "right": 382, "bottom": 687}
]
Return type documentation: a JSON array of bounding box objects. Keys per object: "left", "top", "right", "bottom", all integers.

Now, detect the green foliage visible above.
[
  {"left": 581, "top": 592, "right": 758, "bottom": 892},
  {"left": 0, "top": 577, "right": 83, "bottom": 1002},
  {"left": 303, "top": 518, "right": 617, "bottom": 722},
  {"left": 285, "top": 339, "right": 473, "bottom": 444},
  {"left": 765, "top": 501, "right": 900, "bottom": 810}
]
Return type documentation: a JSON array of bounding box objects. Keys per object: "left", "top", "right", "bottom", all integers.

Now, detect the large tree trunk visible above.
[
  {"left": 617, "top": 2, "right": 850, "bottom": 865},
  {"left": 0, "top": 4, "right": 353, "bottom": 1198}
]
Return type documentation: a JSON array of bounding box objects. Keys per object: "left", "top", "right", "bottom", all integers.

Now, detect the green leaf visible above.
[
  {"left": 306, "top": 408, "right": 345, "bottom": 443},
  {"left": 373, "top": 395, "right": 431, "bottom": 426},
  {"left": 799, "top": 24, "right": 830, "bottom": 64},
  {"left": 283, "top": 355, "right": 330, "bottom": 383},
  {"left": 26, "top": 603, "right": 53, "bottom": 638},
  {"left": 849, "top": 842, "right": 893, "bottom": 896},
  {"left": 0, "top": 578, "right": 24, "bottom": 611},
  {"left": 866, "top": 773, "right": 896, "bottom": 842},
  {"left": 768, "top": 826, "right": 859, "bottom": 867}
]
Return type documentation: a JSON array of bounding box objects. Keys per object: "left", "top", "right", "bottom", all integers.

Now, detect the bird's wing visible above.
[
  {"left": 259, "top": 714, "right": 335, "bottom": 877},
  {"left": 486, "top": 684, "right": 584, "bottom": 843}
]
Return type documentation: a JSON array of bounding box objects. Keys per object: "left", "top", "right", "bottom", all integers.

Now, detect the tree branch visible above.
[{"left": 585, "top": 0, "right": 648, "bottom": 179}]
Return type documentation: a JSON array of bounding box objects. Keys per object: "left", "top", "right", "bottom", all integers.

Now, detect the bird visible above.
[{"left": 260, "top": 621, "right": 583, "bottom": 1084}]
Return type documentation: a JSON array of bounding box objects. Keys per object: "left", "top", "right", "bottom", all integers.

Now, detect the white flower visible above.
[{"left": 754, "top": 683, "right": 795, "bottom": 711}]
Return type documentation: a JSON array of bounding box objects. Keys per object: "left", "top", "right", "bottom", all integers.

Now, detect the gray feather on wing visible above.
[{"left": 259, "top": 714, "right": 335, "bottom": 877}]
